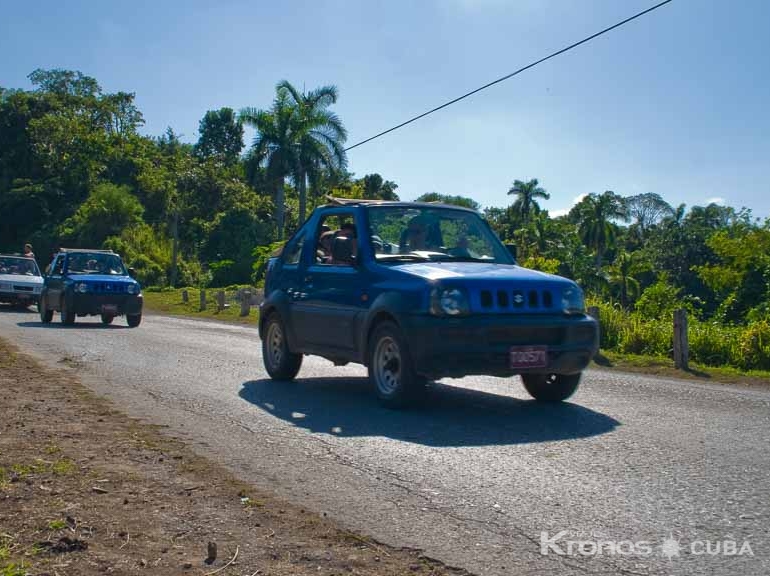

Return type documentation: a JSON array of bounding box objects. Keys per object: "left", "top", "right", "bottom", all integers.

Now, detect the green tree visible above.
[
  {"left": 570, "top": 191, "right": 629, "bottom": 272},
  {"left": 59, "top": 183, "right": 144, "bottom": 247},
  {"left": 361, "top": 173, "right": 399, "bottom": 200},
  {"left": 507, "top": 178, "right": 550, "bottom": 226},
  {"left": 274, "top": 80, "right": 347, "bottom": 225},
  {"left": 240, "top": 92, "right": 297, "bottom": 238},
  {"left": 195, "top": 107, "right": 244, "bottom": 164},
  {"left": 415, "top": 192, "right": 480, "bottom": 211}
]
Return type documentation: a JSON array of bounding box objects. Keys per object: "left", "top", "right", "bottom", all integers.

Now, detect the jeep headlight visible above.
[
  {"left": 75, "top": 282, "right": 88, "bottom": 293},
  {"left": 430, "top": 287, "right": 470, "bottom": 316},
  {"left": 127, "top": 282, "right": 139, "bottom": 295},
  {"left": 561, "top": 285, "right": 585, "bottom": 315}
]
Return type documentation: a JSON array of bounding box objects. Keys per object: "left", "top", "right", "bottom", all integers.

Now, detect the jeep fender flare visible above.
[
  {"left": 259, "top": 290, "right": 300, "bottom": 350},
  {"left": 358, "top": 291, "right": 411, "bottom": 365}
]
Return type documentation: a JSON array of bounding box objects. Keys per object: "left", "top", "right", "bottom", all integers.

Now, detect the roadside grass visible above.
[
  {"left": 142, "top": 287, "right": 259, "bottom": 325},
  {"left": 145, "top": 287, "right": 770, "bottom": 388},
  {"left": 593, "top": 350, "right": 770, "bottom": 387}
]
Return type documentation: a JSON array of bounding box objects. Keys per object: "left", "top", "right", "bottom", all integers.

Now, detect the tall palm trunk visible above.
[
  {"left": 297, "top": 168, "right": 308, "bottom": 226},
  {"left": 274, "top": 177, "right": 285, "bottom": 240}
]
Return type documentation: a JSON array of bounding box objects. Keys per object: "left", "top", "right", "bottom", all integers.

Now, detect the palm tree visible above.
[
  {"left": 240, "top": 90, "right": 297, "bottom": 238},
  {"left": 240, "top": 81, "right": 347, "bottom": 237},
  {"left": 571, "top": 191, "right": 629, "bottom": 272},
  {"left": 507, "top": 178, "right": 550, "bottom": 226},
  {"left": 608, "top": 250, "right": 642, "bottom": 308},
  {"left": 275, "top": 81, "right": 347, "bottom": 224}
]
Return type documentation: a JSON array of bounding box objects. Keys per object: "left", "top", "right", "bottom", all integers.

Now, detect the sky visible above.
[{"left": 1, "top": 0, "right": 769, "bottom": 218}]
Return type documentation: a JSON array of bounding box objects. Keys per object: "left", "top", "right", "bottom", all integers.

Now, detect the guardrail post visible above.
[
  {"left": 199, "top": 289, "right": 206, "bottom": 312},
  {"left": 216, "top": 290, "right": 225, "bottom": 312},
  {"left": 240, "top": 290, "right": 251, "bottom": 317},
  {"left": 673, "top": 308, "right": 689, "bottom": 370}
]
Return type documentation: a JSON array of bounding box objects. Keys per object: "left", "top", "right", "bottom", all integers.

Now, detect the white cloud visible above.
[
  {"left": 705, "top": 197, "right": 725, "bottom": 205},
  {"left": 548, "top": 193, "right": 587, "bottom": 218}
]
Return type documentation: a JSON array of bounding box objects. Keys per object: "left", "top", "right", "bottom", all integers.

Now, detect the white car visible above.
[{"left": 0, "top": 255, "right": 43, "bottom": 309}]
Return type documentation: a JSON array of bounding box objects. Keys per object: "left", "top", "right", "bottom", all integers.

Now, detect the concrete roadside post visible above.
[
  {"left": 673, "top": 308, "right": 689, "bottom": 370},
  {"left": 216, "top": 290, "right": 225, "bottom": 312},
  {"left": 182, "top": 289, "right": 189, "bottom": 303},
  {"left": 199, "top": 289, "right": 206, "bottom": 312},
  {"left": 240, "top": 290, "right": 251, "bottom": 317}
]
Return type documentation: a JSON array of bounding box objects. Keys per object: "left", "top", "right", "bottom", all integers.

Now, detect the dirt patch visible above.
[{"left": 0, "top": 338, "right": 471, "bottom": 576}]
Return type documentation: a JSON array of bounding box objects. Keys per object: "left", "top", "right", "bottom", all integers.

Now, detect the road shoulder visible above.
[{"left": 0, "top": 337, "right": 470, "bottom": 576}]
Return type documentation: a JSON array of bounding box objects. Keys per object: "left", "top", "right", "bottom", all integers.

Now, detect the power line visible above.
[{"left": 344, "top": 0, "right": 673, "bottom": 152}]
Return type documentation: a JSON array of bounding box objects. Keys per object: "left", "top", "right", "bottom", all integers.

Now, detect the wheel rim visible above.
[
  {"left": 373, "top": 336, "right": 401, "bottom": 395},
  {"left": 266, "top": 321, "right": 284, "bottom": 370}
]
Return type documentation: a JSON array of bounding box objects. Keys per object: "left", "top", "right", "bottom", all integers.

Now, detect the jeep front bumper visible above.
[{"left": 401, "top": 313, "right": 598, "bottom": 380}]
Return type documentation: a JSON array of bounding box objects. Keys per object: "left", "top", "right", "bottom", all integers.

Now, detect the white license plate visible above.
[{"left": 509, "top": 346, "right": 548, "bottom": 369}]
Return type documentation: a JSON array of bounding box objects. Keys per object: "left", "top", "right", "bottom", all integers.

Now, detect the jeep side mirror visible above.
[
  {"left": 505, "top": 244, "right": 517, "bottom": 261},
  {"left": 331, "top": 236, "right": 356, "bottom": 265},
  {"left": 127, "top": 267, "right": 136, "bottom": 279}
]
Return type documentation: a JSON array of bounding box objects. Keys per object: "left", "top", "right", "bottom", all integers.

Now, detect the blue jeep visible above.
[
  {"left": 39, "top": 248, "right": 143, "bottom": 327},
  {"left": 260, "top": 199, "right": 598, "bottom": 407}
]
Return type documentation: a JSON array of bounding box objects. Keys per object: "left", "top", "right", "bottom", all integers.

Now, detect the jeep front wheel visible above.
[
  {"left": 127, "top": 314, "right": 142, "bottom": 328},
  {"left": 101, "top": 314, "right": 114, "bottom": 325},
  {"left": 522, "top": 373, "right": 581, "bottom": 402},
  {"left": 39, "top": 297, "right": 53, "bottom": 324},
  {"left": 60, "top": 297, "right": 75, "bottom": 325},
  {"left": 262, "top": 313, "right": 302, "bottom": 380},
  {"left": 368, "top": 322, "right": 425, "bottom": 408}
]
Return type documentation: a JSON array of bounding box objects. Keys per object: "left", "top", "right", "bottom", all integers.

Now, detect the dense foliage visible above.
[{"left": 2, "top": 69, "right": 768, "bottom": 369}]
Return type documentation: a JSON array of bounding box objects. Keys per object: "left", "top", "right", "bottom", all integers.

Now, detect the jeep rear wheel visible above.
[
  {"left": 101, "top": 314, "right": 114, "bottom": 325},
  {"left": 368, "top": 321, "right": 425, "bottom": 408},
  {"left": 127, "top": 314, "right": 142, "bottom": 328},
  {"left": 262, "top": 313, "right": 302, "bottom": 380},
  {"left": 522, "top": 373, "right": 581, "bottom": 402}
]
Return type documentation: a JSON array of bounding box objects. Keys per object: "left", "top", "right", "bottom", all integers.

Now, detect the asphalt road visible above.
[{"left": 2, "top": 307, "right": 769, "bottom": 576}]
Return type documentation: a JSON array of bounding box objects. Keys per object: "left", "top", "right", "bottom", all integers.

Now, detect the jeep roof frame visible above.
[
  {"left": 324, "top": 195, "right": 477, "bottom": 213},
  {"left": 57, "top": 248, "right": 116, "bottom": 254}
]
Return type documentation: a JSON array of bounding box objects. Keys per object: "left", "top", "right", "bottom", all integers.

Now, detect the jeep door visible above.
[
  {"left": 291, "top": 210, "right": 369, "bottom": 357},
  {"left": 44, "top": 255, "right": 66, "bottom": 310}
]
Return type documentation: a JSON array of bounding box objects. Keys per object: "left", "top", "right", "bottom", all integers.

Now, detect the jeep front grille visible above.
[
  {"left": 90, "top": 282, "right": 128, "bottom": 294},
  {"left": 478, "top": 288, "right": 554, "bottom": 312}
]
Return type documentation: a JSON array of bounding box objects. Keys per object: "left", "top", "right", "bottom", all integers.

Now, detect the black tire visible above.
[
  {"left": 262, "top": 313, "right": 302, "bottom": 380},
  {"left": 127, "top": 314, "right": 142, "bottom": 328},
  {"left": 522, "top": 373, "right": 582, "bottom": 402},
  {"left": 39, "top": 297, "right": 53, "bottom": 323},
  {"left": 367, "top": 321, "right": 426, "bottom": 408},
  {"left": 101, "top": 314, "right": 114, "bottom": 325},
  {"left": 60, "top": 297, "right": 75, "bottom": 325}
]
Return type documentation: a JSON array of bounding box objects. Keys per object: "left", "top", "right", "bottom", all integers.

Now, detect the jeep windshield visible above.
[
  {"left": 0, "top": 256, "right": 40, "bottom": 276},
  {"left": 366, "top": 205, "right": 513, "bottom": 264},
  {"left": 66, "top": 253, "right": 127, "bottom": 275}
]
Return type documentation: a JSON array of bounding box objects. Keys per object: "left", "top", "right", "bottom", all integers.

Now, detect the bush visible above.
[{"left": 736, "top": 320, "right": 770, "bottom": 371}]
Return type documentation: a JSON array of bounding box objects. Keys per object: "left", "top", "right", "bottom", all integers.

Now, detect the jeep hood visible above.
[
  {"left": 392, "top": 262, "right": 573, "bottom": 285},
  {"left": 66, "top": 274, "right": 132, "bottom": 283}
]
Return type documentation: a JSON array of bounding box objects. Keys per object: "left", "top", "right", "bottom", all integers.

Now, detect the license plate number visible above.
[
  {"left": 509, "top": 346, "right": 548, "bottom": 369},
  {"left": 101, "top": 304, "right": 118, "bottom": 314}
]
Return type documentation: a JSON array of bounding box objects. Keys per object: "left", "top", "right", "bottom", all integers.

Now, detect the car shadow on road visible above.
[
  {"left": 16, "top": 321, "right": 128, "bottom": 329},
  {"left": 239, "top": 377, "right": 620, "bottom": 447}
]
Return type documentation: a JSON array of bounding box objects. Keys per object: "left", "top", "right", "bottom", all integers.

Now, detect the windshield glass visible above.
[
  {"left": 66, "top": 252, "right": 126, "bottom": 275},
  {"left": 366, "top": 205, "right": 513, "bottom": 264},
  {"left": 0, "top": 256, "right": 41, "bottom": 276}
]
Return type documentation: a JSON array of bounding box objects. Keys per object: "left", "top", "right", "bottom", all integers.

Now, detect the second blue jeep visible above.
[{"left": 260, "top": 198, "right": 598, "bottom": 407}]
